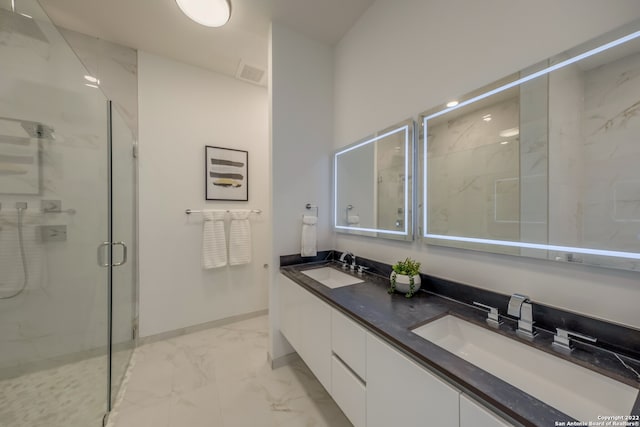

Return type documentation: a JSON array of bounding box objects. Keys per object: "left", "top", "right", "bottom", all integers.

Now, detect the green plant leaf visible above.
[{"left": 391, "top": 257, "right": 421, "bottom": 277}]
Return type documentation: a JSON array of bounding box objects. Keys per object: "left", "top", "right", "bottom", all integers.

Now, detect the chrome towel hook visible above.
[{"left": 305, "top": 203, "right": 319, "bottom": 217}]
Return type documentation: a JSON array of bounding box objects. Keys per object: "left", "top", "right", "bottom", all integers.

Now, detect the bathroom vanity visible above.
[{"left": 278, "top": 258, "right": 640, "bottom": 427}]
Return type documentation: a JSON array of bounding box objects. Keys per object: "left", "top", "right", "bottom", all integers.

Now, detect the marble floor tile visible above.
[
  {"left": 109, "top": 314, "right": 352, "bottom": 427},
  {"left": 0, "top": 354, "right": 108, "bottom": 427}
]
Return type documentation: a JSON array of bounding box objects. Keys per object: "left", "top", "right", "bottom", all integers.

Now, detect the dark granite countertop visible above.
[{"left": 280, "top": 261, "right": 640, "bottom": 427}]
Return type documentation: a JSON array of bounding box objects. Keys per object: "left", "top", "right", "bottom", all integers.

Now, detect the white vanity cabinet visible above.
[
  {"left": 331, "top": 355, "right": 366, "bottom": 427},
  {"left": 279, "top": 274, "right": 332, "bottom": 392},
  {"left": 280, "top": 274, "right": 302, "bottom": 350},
  {"left": 366, "top": 333, "right": 460, "bottom": 427},
  {"left": 460, "top": 394, "right": 513, "bottom": 427},
  {"left": 331, "top": 308, "right": 367, "bottom": 380},
  {"left": 280, "top": 273, "right": 515, "bottom": 427},
  {"left": 331, "top": 309, "right": 367, "bottom": 427}
]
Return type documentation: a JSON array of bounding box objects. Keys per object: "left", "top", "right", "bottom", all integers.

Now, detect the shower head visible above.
[
  {"left": 0, "top": 116, "right": 55, "bottom": 140},
  {"left": 20, "top": 121, "right": 55, "bottom": 140}
]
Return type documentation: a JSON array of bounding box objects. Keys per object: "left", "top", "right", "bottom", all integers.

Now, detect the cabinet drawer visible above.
[
  {"left": 366, "top": 333, "right": 459, "bottom": 427},
  {"left": 460, "top": 394, "right": 513, "bottom": 427},
  {"left": 331, "top": 309, "right": 367, "bottom": 380},
  {"left": 331, "top": 355, "right": 366, "bottom": 427}
]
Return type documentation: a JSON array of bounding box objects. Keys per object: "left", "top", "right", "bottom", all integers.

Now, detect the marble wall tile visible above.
[
  {"left": 427, "top": 97, "right": 520, "bottom": 244},
  {"left": 582, "top": 51, "right": 640, "bottom": 257},
  {"left": 0, "top": 5, "right": 136, "bottom": 380},
  {"left": 58, "top": 28, "right": 138, "bottom": 139},
  {"left": 519, "top": 70, "right": 548, "bottom": 256},
  {"left": 548, "top": 63, "right": 585, "bottom": 248},
  {"left": 376, "top": 132, "right": 406, "bottom": 230},
  {"left": 549, "top": 45, "right": 640, "bottom": 268}
]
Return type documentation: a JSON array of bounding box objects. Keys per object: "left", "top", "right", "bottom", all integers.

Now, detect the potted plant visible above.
[{"left": 388, "top": 257, "right": 422, "bottom": 298}]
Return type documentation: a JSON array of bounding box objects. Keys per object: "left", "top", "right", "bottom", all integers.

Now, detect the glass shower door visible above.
[
  {"left": 0, "top": 1, "right": 134, "bottom": 425},
  {"left": 109, "top": 102, "right": 136, "bottom": 409}
]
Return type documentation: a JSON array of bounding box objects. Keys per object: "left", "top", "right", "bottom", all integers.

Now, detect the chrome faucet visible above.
[
  {"left": 339, "top": 251, "right": 356, "bottom": 270},
  {"left": 508, "top": 294, "right": 536, "bottom": 338}
]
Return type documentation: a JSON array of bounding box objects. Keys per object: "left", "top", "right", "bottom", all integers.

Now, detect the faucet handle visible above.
[
  {"left": 357, "top": 265, "right": 369, "bottom": 274},
  {"left": 473, "top": 302, "right": 502, "bottom": 328},
  {"left": 552, "top": 328, "right": 597, "bottom": 352}
]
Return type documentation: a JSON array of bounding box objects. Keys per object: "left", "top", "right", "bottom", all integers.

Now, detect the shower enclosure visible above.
[{"left": 0, "top": 1, "right": 136, "bottom": 426}]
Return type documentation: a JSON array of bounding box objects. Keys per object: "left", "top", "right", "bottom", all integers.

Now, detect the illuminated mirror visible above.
[
  {"left": 421, "top": 20, "right": 640, "bottom": 271},
  {"left": 334, "top": 119, "right": 414, "bottom": 241}
]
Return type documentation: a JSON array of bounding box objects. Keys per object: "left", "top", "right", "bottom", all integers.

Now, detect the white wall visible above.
[
  {"left": 334, "top": 0, "right": 640, "bottom": 328},
  {"left": 138, "top": 51, "right": 269, "bottom": 337},
  {"left": 269, "top": 23, "right": 334, "bottom": 360}
]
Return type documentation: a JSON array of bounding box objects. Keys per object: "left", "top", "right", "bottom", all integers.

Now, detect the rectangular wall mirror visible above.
[
  {"left": 421, "top": 19, "right": 640, "bottom": 271},
  {"left": 334, "top": 118, "right": 414, "bottom": 241}
]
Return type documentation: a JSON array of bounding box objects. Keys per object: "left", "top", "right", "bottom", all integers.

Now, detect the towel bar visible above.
[{"left": 185, "top": 208, "right": 262, "bottom": 215}]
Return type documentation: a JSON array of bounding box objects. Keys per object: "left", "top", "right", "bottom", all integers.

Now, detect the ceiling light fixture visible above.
[
  {"left": 482, "top": 114, "right": 492, "bottom": 122},
  {"left": 175, "top": 0, "right": 231, "bottom": 28},
  {"left": 446, "top": 101, "right": 459, "bottom": 108},
  {"left": 84, "top": 75, "right": 99, "bottom": 84}
]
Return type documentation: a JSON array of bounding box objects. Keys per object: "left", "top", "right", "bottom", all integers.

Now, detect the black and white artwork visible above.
[{"left": 205, "top": 146, "right": 248, "bottom": 201}]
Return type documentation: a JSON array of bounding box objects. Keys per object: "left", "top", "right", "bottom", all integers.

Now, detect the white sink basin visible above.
[
  {"left": 412, "top": 315, "right": 638, "bottom": 422},
  {"left": 301, "top": 267, "right": 364, "bottom": 289}
]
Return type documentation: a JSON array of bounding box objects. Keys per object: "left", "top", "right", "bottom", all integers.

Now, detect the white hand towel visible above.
[
  {"left": 229, "top": 210, "right": 251, "bottom": 265},
  {"left": 202, "top": 211, "right": 227, "bottom": 269},
  {"left": 347, "top": 215, "right": 360, "bottom": 226},
  {"left": 301, "top": 215, "right": 317, "bottom": 257}
]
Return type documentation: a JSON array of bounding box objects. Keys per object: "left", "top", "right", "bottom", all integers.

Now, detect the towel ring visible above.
[
  {"left": 305, "top": 203, "right": 319, "bottom": 217},
  {"left": 346, "top": 204, "right": 354, "bottom": 220}
]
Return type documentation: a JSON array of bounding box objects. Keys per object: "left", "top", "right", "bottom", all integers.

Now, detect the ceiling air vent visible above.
[{"left": 235, "top": 60, "right": 266, "bottom": 86}]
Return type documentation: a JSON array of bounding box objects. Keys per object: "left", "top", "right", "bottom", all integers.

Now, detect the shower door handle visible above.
[
  {"left": 97, "top": 242, "right": 110, "bottom": 267},
  {"left": 97, "top": 242, "right": 127, "bottom": 267},
  {"left": 112, "top": 242, "right": 127, "bottom": 267}
]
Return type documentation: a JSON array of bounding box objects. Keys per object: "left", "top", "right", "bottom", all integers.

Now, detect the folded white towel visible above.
[
  {"left": 202, "top": 211, "right": 227, "bottom": 269},
  {"left": 347, "top": 215, "right": 360, "bottom": 226},
  {"left": 301, "top": 215, "right": 317, "bottom": 257},
  {"left": 229, "top": 210, "right": 251, "bottom": 265}
]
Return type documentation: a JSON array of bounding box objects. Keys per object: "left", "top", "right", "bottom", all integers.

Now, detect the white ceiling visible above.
[{"left": 39, "top": 0, "right": 374, "bottom": 84}]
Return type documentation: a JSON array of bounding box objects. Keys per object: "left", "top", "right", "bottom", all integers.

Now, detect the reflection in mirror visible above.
[
  {"left": 334, "top": 119, "right": 414, "bottom": 240},
  {"left": 421, "top": 20, "right": 640, "bottom": 270}
]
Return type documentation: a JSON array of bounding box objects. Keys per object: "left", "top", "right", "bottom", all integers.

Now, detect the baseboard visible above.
[
  {"left": 137, "top": 308, "right": 269, "bottom": 346},
  {"left": 269, "top": 351, "right": 300, "bottom": 369}
]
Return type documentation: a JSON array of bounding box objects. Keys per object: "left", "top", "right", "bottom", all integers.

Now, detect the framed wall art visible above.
[{"left": 205, "top": 145, "right": 248, "bottom": 201}]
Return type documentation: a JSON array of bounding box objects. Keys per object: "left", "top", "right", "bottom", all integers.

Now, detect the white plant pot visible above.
[{"left": 390, "top": 272, "right": 421, "bottom": 294}]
